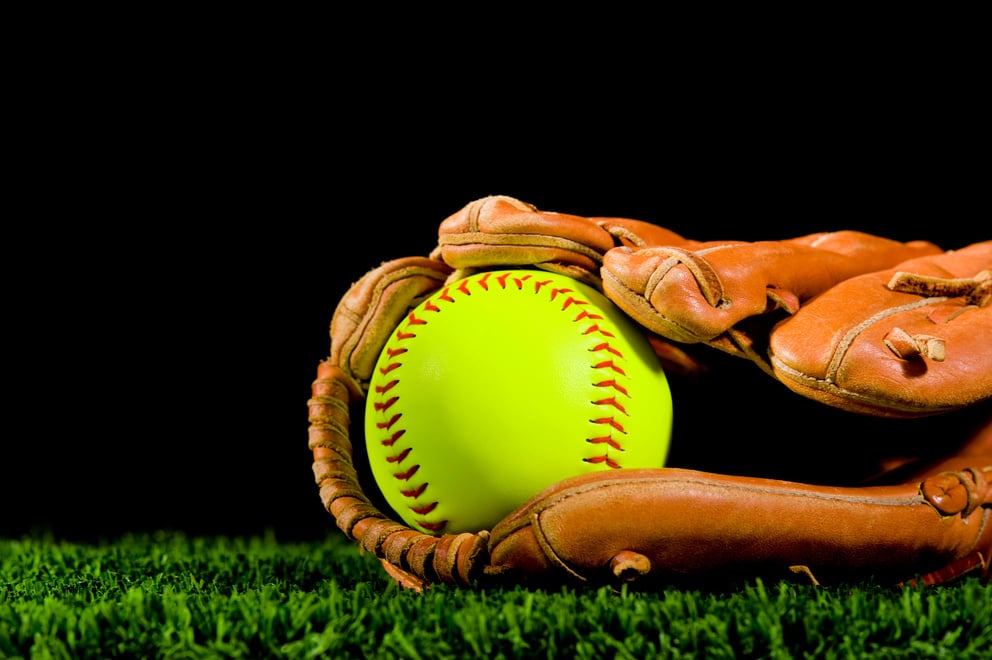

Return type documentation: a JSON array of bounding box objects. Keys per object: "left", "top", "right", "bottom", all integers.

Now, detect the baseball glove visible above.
[{"left": 308, "top": 195, "right": 991, "bottom": 591}]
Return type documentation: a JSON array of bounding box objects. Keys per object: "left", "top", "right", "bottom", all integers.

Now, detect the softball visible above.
[{"left": 364, "top": 269, "right": 673, "bottom": 535}]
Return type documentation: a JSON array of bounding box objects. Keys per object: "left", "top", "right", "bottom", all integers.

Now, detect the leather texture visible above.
[
  {"left": 487, "top": 422, "right": 991, "bottom": 587},
  {"left": 768, "top": 241, "right": 992, "bottom": 417},
  {"left": 601, "top": 233, "right": 943, "bottom": 378},
  {"left": 308, "top": 195, "right": 991, "bottom": 591}
]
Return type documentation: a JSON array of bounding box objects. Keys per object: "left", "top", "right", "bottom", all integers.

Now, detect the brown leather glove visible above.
[
  {"left": 433, "top": 194, "right": 695, "bottom": 288},
  {"left": 767, "top": 242, "right": 991, "bottom": 416},
  {"left": 308, "top": 196, "right": 991, "bottom": 591},
  {"left": 487, "top": 417, "right": 991, "bottom": 588}
]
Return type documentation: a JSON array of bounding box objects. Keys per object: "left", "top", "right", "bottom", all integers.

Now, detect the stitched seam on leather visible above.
[
  {"left": 824, "top": 296, "right": 949, "bottom": 380},
  {"left": 768, "top": 354, "right": 958, "bottom": 413},
  {"left": 532, "top": 510, "right": 589, "bottom": 581},
  {"left": 567, "top": 475, "right": 926, "bottom": 506},
  {"left": 603, "top": 268, "right": 703, "bottom": 342},
  {"left": 438, "top": 232, "right": 604, "bottom": 262}
]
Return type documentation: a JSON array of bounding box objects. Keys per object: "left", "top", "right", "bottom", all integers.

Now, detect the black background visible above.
[{"left": 4, "top": 35, "right": 988, "bottom": 543}]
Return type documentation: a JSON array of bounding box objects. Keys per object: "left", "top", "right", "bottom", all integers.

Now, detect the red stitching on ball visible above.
[
  {"left": 593, "top": 396, "right": 628, "bottom": 415},
  {"left": 394, "top": 464, "right": 420, "bottom": 480},
  {"left": 477, "top": 272, "right": 492, "bottom": 290},
  {"left": 378, "top": 362, "right": 402, "bottom": 376},
  {"left": 418, "top": 520, "right": 448, "bottom": 533},
  {"left": 511, "top": 273, "right": 531, "bottom": 289},
  {"left": 381, "top": 430, "right": 404, "bottom": 447},
  {"left": 590, "top": 341, "right": 623, "bottom": 358},
  {"left": 594, "top": 379, "right": 630, "bottom": 397},
  {"left": 588, "top": 436, "right": 624, "bottom": 450},
  {"left": 582, "top": 323, "right": 613, "bottom": 336},
  {"left": 410, "top": 502, "right": 438, "bottom": 515},
  {"left": 591, "top": 417, "right": 626, "bottom": 433},
  {"left": 583, "top": 455, "right": 621, "bottom": 469},
  {"left": 370, "top": 284, "right": 460, "bottom": 534},
  {"left": 400, "top": 483, "right": 427, "bottom": 498},
  {"left": 373, "top": 396, "right": 399, "bottom": 412},
  {"left": 576, "top": 310, "right": 607, "bottom": 323},
  {"left": 561, "top": 295, "right": 588, "bottom": 311},
  {"left": 375, "top": 379, "right": 399, "bottom": 395},
  {"left": 592, "top": 359, "right": 628, "bottom": 376},
  {"left": 387, "top": 447, "right": 412, "bottom": 463},
  {"left": 377, "top": 413, "right": 402, "bottom": 430}
]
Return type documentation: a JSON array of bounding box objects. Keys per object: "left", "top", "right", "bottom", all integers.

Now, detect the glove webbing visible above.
[{"left": 308, "top": 363, "right": 488, "bottom": 587}]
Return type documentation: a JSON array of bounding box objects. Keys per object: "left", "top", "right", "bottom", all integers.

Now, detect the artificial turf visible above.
[{"left": 1, "top": 531, "right": 990, "bottom": 658}]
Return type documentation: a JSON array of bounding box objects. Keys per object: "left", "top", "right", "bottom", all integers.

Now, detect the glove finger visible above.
[
  {"left": 434, "top": 195, "right": 711, "bottom": 377},
  {"left": 329, "top": 256, "right": 453, "bottom": 387},
  {"left": 769, "top": 241, "right": 992, "bottom": 417},
  {"left": 312, "top": 256, "right": 491, "bottom": 589},
  {"left": 487, "top": 455, "right": 992, "bottom": 587},
  {"left": 434, "top": 195, "right": 692, "bottom": 287},
  {"left": 600, "top": 232, "right": 943, "bottom": 358}
]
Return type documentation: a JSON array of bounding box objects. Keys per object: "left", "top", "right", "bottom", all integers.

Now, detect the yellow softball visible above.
[{"left": 364, "top": 269, "right": 673, "bottom": 535}]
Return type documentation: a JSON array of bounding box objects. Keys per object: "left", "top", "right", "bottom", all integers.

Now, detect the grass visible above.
[{"left": 1, "top": 531, "right": 990, "bottom": 659}]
